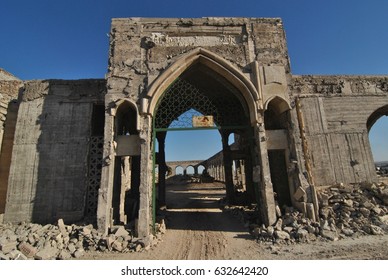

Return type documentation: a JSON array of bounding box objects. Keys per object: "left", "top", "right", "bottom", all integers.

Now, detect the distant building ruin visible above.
[{"left": 0, "top": 18, "right": 387, "bottom": 237}]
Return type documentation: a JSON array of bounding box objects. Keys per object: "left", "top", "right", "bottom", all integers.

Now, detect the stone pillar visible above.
[
  {"left": 156, "top": 132, "right": 166, "bottom": 208},
  {"left": 137, "top": 115, "right": 152, "bottom": 237},
  {"left": 222, "top": 133, "right": 234, "bottom": 203},
  {"left": 97, "top": 109, "right": 115, "bottom": 234},
  {"left": 254, "top": 123, "right": 277, "bottom": 226}
]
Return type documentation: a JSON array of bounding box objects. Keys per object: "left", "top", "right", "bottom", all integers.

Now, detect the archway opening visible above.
[
  {"left": 265, "top": 97, "right": 292, "bottom": 211},
  {"left": 197, "top": 165, "right": 206, "bottom": 175},
  {"left": 153, "top": 62, "right": 256, "bottom": 230},
  {"left": 367, "top": 106, "right": 388, "bottom": 181},
  {"left": 175, "top": 166, "right": 184, "bottom": 175},
  {"left": 111, "top": 101, "right": 140, "bottom": 227},
  {"left": 186, "top": 166, "right": 195, "bottom": 175}
]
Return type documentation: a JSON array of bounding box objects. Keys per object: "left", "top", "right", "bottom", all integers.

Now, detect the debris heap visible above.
[
  {"left": 0, "top": 219, "right": 166, "bottom": 260},
  {"left": 226, "top": 182, "right": 388, "bottom": 244}
]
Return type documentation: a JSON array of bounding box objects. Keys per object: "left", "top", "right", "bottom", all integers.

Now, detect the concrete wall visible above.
[
  {"left": 291, "top": 75, "right": 388, "bottom": 186},
  {"left": 0, "top": 72, "right": 22, "bottom": 214},
  {"left": 4, "top": 80, "right": 105, "bottom": 224}
]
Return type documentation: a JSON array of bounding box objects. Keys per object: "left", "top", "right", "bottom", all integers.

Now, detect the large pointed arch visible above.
[
  {"left": 367, "top": 104, "right": 388, "bottom": 132},
  {"left": 143, "top": 48, "right": 260, "bottom": 124}
]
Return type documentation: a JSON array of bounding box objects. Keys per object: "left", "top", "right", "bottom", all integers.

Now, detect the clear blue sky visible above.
[{"left": 1, "top": 0, "right": 387, "bottom": 161}]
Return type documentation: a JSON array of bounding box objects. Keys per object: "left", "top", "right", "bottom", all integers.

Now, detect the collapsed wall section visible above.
[
  {"left": 291, "top": 75, "right": 388, "bottom": 186},
  {"left": 4, "top": 79, "right": 105, "bottom": 224}
]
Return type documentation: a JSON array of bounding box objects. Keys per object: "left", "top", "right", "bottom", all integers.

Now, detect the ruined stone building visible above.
[{"left": 0, "top": 18, "right": 387, "bottom": 237}]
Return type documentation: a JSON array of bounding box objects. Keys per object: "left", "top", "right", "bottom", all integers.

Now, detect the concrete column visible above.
[
  {"left": 137, "top": 115, "right": 152, "bottom": 237},
  {"left": 222, "top": 134, "right": 235, "bottom": 203},
  {"left": 254, "top": 123, "right": 277, "bottom": 226},
  {"left": 156, "top": 132, "right": 166, "bottom": 208}
]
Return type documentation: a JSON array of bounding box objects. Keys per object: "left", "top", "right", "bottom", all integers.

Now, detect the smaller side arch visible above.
[
  {"left": 264, "top": 96, "right": 291, "bottom": 115},
  {"left": 114, "top": 99, "right": 140, "bottom": 133}
]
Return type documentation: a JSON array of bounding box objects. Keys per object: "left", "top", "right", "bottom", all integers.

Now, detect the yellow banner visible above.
[{"left": 192, "top": 116, "right": 214, "bottom": 127}]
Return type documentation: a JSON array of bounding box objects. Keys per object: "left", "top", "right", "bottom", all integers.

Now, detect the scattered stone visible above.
[
  {"left": 135, "top": 243, "right": 142, "bottom": 252},
  {"left": 319, "top": 193, "right": 330, "bottom": 206},
  {"left": 274, "top": 230, "right": 290, "bottom": 240},
  {"left": 112, "top": 226, "right": 129, "bottom": 238},
  {"left": 293, "top": 186, "right": 306, "bottom": 201},
  {"left": 82, "top": 226, "right": 92, "bottom": 236},
  {"left": 341, "top": 228, "right": 354, "bottom": 236},
  {"left": 283, "top": 216, "right": 295, "bottom": 226},
  {"left": 158, "top": 219, "right": 167, "bottom": 234},
  {"left": 372, "top": 207, "right": 382, "bottom": 215},
  {"left": 296, "top": 228, "right": 308, "bottom": 240},
  {"left": 274, "top": 219, "right": 282, "bottom": 231},
  {"left": 73, "top": 248, "right": 85, "bottom": 258},
  {"left": 0, "top": 251, "right": 9, "bottom": 260},
  {"left": 57, "top": 219, "right": 67, "bottom": 235},
  {"left": 275, "top": 205, "right": 282, "bottom": 218},
  {"left": 8, "top": 250, "right": 28, "bottom": 260},
  {"left": 112, "top": 240, "right": 123, "bottom": 252},
  {"left": 266, "top": 226, "right": 274, "bottom": 237},
  {"left": 370, "top": 225, "right": 384, "bottom": 235},
  {"left": 283, "top": 227, "right": 294, "bottom": 234},
  {"left": 35, "top": 246, "right": 59, "bottom": 260},
  {"left": 18, "top": 242, "right": 37, "bottom": 258},
  {"left": 0, "top": 240, "right": 17, "bottom": 254},
  {"left": 343, "top": 199, "right": 354, "bottom": 207},
  {"left": 140, "top": 234, "right": 154, "bottom": 248},
  {"left": 106, "top": 235, "right": 115, "bottom": 251},
  {"left": 379, "top": 215, "right": 388, "bottom": 224},
  {"left": 321, "top": 229, "right": 338, "bottom": 241},
  {"left": 58, "top": 250, "right": 72, "bottom": 260}
]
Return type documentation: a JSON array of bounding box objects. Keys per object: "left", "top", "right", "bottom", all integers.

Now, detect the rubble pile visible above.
[
  {"left": 318, "top": 182, "right": 388, "bottom": 237},
  {"left": 0, "top": 219, "right": 166, "bottom": 260},
  {"left": 225, "top": 182, "right": 388, "bottom": 244}
]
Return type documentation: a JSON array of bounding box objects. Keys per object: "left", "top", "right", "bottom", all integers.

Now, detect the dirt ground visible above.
[{"left": 83, "top": 180, "right": 388, "bottom": 260}]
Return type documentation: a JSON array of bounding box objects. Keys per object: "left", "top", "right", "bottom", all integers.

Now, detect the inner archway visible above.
[
  {"left": 111, "top": 100, "right": 140, "bottom": 227},
  {"left": 264, "top": 96, "right": 292, "bottom": 211},
  {"left": 368, "top": 106, "right": 388, "bottom": 180}
]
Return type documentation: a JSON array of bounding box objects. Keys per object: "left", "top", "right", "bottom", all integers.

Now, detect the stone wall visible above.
[
  {"left": 0, "top": 71, "right": 22, "bottom": 214},
  {"left": 4, "top": 80, "right": 105, "bottom": 224},
  {"left": 291, "top": 75, "right": 388, "bottom": 186},
  {"left": 99, "top": 17, "right": 291, "bottom": 235},
  {"left": 107, "top": 17, "right": 289, "bottom": 104}
]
